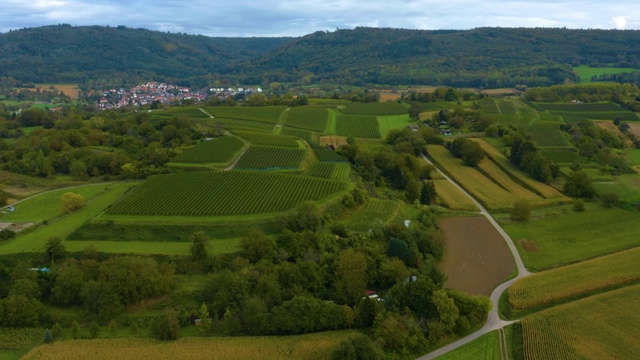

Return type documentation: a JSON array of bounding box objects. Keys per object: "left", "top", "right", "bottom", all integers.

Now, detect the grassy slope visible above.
[
  {"left": 500, "top": 202, "right": 640, "bottom": 270},
  {"left": 0, "top": 182, "right": 135, "bottom": 254},
  {"left": 435, "top": 331, "right": 500, "bottom": 360},
  {"left": 573, "top": 65, "right": 638, "bottom": 83},
  {"left": 377, "top": 114, "right": 413, "bottom": 138}
]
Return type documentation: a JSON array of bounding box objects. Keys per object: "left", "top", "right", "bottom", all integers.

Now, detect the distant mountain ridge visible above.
[{"left": 1, "top": 25, "right": 640, "bottom": 88}]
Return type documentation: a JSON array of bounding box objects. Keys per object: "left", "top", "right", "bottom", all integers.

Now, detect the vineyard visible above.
[
  {"left": 497, "top": 100, "right": 518, "bottom": 114},
  {"left": 204, "top": 106, "right": 285, "bottom": 123},
  {"left": 233, "top": 130, "right": 299, "bottom": 148},
  {"left": 284, "top": 106, "right": 329, "bottom": 132},
  {"left": 339, "top": 101, "right": 408, "bottom": 115},
  {"left": 310, "top": 144, "right": 348, "bottom": 162},
  {"left": 310, "top": 163, "right": 351, "bottom": 180},
  {"left": 527, "top": 127, "right": 571, "bottom": 147},
  {"left": 171, "top": 136, "right": 244, "bottom": 164},
  {"left": 208, "top": 117, "right": 274, "bottom": 132},
  {"left": 347, "top": 199, "right": 401, "bottom": 231},
  {"left": 280, "top": 127, "right": 313, "bottom": 142},
  {"left": 107, "top": 171, "right": 347, "bottom": 216},
  {"left": 540, "top": 149, "right": 582, "bottom": 163},
  {"left": 508, "top": 246, "right": 640, "bottom": 310},
  {"left": 235, "top": 146, "right": 306, "bottom": 170},
  {"left": 335, "top": 115, "right": 381, "bottom": 138},
  {"left": 521, "top": 284, "right": 640, "bottom": 360},
  {"left": 536, "top": 102, "right": 626, "bottom": 112},
  {"left": 478, "top": 98, "right": 500, "bottom": 113}
]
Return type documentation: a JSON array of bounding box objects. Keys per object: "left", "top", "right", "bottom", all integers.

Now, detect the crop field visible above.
[
  {"left": 31, "top": 83, "right": 79, "bottom": 98},
  {"left": 471, "top": 139, "right": 569, "bottom": 200},
  {"left": 310, "top": 163, "right": 350, "bottom": 180},
  {"left": 502, "top": 203, "right": 640, "bottom": 270},
  {"left": 439, "top": 217, "right": 515, "bottom": 296},
  {"left": 284, "top": 106, "right": 328, "bottom": 132},
  {"left": 20, "top": 331, "right": 358, "bottom": 360},
  {"left": 235, "top": 146, "right": 305, "bottom": 170},
  {"left": 435, "top": 331, "right": 500, "bottom": 360},
  {"left": 478, "top": 98, "right": 500, "bottom": 113},
  {"left": 204, "top": 106, "right": 284, "bottom": 123},
  {"left": 347, "top": 199, "right": 401, "bottom": 231},
  {"left": 335, "top": 115, "right": 381, "bottom": 138},
  {"left": 432, "top": 179, "right": 478, "bottom": 211},
  {"left": 427, "top": 145, "right": 521, "bottom": 209},
  {"left": 233, "top": 130, "right": 299, "bottom": 148},
  {"left": 554, "top": 110, "right": 639, "bottom": 121},
  {"left": 521, "top": 284, "right": 640, "bottom": 360},
  {"left": 310, "top": 144, "right": 348, "bottom": 162},
  {"left": 280, "top": 127, "right": 313, "bottom": 142},
  {"left": 171, "top": 136, "right": 244, "bottom": 164},
  {"left": 527, "top": 127, "right": 571, "bottom": 147},
  {"left": 107, "top": 171, "right": 347, "bottom": 217},
  {"left": 508, "top": 246, "right": 640, "bottom": 311},
  {"left": 339, "top": 101, "right": 408, "bottom": 115}
]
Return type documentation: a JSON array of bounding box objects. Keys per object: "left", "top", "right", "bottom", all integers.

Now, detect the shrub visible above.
[
  {"left": 573, "top": 200, "right": 585, "bottom": 212},
  {"left": 511, "top": 200, "right": 532, "bottom": 221},
  {"left": 60, "top": 192, "right": 85, "bottom": 213}
]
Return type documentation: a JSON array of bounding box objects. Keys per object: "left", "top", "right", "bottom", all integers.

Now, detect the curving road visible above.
[{"left": 417, "top": 155, "right": 532, "bottom": 360}]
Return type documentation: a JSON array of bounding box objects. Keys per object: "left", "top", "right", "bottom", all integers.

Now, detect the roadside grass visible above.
[
  {"left": 500, "top": 202, "right": 640, "bottom": 271},
  {"left": 521, "top": 283, "right": 640, "bottom": 360},
  {"left": 0, "top": 182, "right": 135, "bottom": 254},
  {"left": 0, "top": 183, "right": 113, "bottom": 223},
  {"left": 435, "top": 331, "right": 500, "bottom": 360},
  {"left": 506, "top": 246, "right": 640, "bottom": 318}
]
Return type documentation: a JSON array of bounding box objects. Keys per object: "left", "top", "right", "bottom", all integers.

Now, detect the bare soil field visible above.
[
  {"left": 24, "top": 84, "right": 79, "bottom": 99},
  {"left": 439, "top": 216, "right": 515, "bottom": 296},
  {"left": 319, "top": 135, "right": 348, "bottom": 147},
  {"left": 594, "top": 120, "right": 632, "bottom": 146},
  {"left": 627, "top": 122, "right": 640, "bottom": 138}
]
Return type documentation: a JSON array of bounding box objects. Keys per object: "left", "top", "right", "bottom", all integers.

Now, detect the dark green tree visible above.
[
  {"left": 563, "top": 170, "right": 597, "bottom": 198},
  {"left": 420, "top": 181, "right": 437, "bottom": 205},
  {"left": 44, "top": 329, "right": 53, "bottom": 344},
  {"left": 44, "top": 236, "right": 66, "bottom": 263},
  {"left": 89, "top": 321, "right": 100, "bottom": 339},
  {"left": 150, "top": 311, "right": 180, "bottom": 340},
  {"left": 190, "top": 231, "right": 209, "bottom": 262}
]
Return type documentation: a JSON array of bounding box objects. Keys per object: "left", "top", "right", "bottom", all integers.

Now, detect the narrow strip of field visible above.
[
  {"left": 435, "top": 331, "right": 500, "bottom": 360},
  {"left": 439, "top": 217, "right": 515, "bottom": 296},
  {"left": 64, "top": 238, "right": 240, "bottom": 256},
  {"left": 346, "top": 199, "right": 401, "bottom": 232},
  {"left": 521, "top": 283, "right": 640, "bottom": 360},
  {"left": 21, "top": 330, "right": 360, "bottom": 360},
  {"left": 432, "top": 179, "right": 478, "bottom": 211},
  {"left": 508, "top": 246, "right": 640, "bottom": 311}
]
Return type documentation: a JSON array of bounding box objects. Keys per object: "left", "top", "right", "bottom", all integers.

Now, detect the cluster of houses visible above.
[{"left": 94, "top": 82, "right": 264, "bottom": 110}]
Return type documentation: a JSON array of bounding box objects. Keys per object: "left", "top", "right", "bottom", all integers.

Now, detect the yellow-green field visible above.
[
  {"left": 21, "top": 331, "right": 359, "bottom": 360},
  {"left": 427, "top": 145, "right": 549, "bottom": 210},
  {"left": 470, "top": 138, "right": 569, "bottom": 201},
  {"left": 521, "top": 284, "right": 640, "bottom": 360},
  {"left": 432, "top": 179, "right": 478, "bottom": 211},
  {"left": 508, "top": 246, "right": 640, "bottom": 310}
]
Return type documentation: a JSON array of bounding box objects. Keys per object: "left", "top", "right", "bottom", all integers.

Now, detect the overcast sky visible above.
[{"left": 0, "top": 0, "right": 637, "bottom": 37}]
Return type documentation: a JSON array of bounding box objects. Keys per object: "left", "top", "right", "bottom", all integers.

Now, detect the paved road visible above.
[{"left": 417, "top": 155, "right": 532, "bottom": 360}]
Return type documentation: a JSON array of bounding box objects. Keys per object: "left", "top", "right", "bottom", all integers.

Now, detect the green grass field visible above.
[
  {"left": 347, "top": 199, "right": 401, "bottom": 231},
  {"left": 521, "top": 283, "right": 640, "bottom": 360},
  {"left": 0, "top": 184, "right": 117, "bottom": 223},
  {"left": 573, "top": 65, "right": 639, "bottom": 83},
  {"left": 64, "top": 238, "right": 240, "bottom": 256},
  {"left": 501, "top": 203, "right": 640, "bottom": 270},
  {"left": 0, "top": 182, "right": 136, "bottom": 254},
  {"left": 435, "top": 331, "right": 500, "bottom": 360},
  {"left": 377, "top": 114, "right": 413, "bottom": 138}
]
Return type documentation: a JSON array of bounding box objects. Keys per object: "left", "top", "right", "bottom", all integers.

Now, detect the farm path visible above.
[
  {"left": 224, "top": 133, "right": 250, "bottom": 171},
  {"left": 417, "top": 154, "right": 532, "bottom": 360},
  {"left": 198, "top": 107, "right": 215, "bottom": 119}
]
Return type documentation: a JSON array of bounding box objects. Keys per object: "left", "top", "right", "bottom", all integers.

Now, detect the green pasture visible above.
[
  {"left": 378, "top": 114, "right": 413, "bottom": 138},
  {"left": 0, "top": 182, "right": 136, "bottom": 254},
  {"left": 0, "top": 184, "right": 116, "bottom": 223},
  {"left": 573, "top": 65, "right": 639, "bottom": 83},
  {"left": 64, "top": 238, "right": 240, "bottom": 256},
  {"left": 500, "top": 203, "right": 640, "bottom": 270},
  {"left": 624, "top": 149, "right": 640, "bottom": 166}
]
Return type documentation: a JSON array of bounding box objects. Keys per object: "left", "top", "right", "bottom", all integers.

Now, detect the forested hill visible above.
[
  {"left": 0, "top": 25, "right": 292, "bottom": 86},
  {"left": 244, "top": 27, "right": 640, "bottom": 87},
  {"left": 2, "top": 25, "right": 640, "bottom": 88}
]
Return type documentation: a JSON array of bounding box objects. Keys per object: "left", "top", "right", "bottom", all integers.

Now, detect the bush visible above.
[
  {"left": 0, "top": 228, "right": 15, "bottom": 240},
  {"left": 150, "top": 312, "right": 180, "bottom": 340},
  {"left": 60, "top": 192, "right": 85, "bottom": 213},
  {"left": 511, "top": 200, "right": 532, "bottom": 222},
  {"left": 51, "top": 323, "right": 63, "bottom": 338},
  {"left": 573, "top": 200, "right": 585, "bottom": 212}
]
